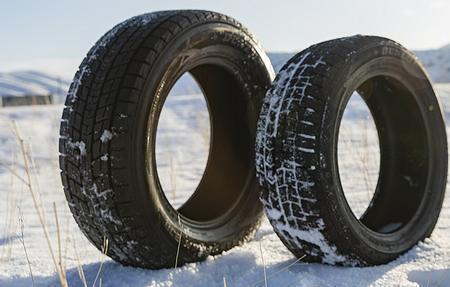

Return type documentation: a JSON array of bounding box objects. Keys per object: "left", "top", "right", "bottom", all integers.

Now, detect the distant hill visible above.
[
  {"left": 269, "top": 45, "right": 450, "bottom": 83},
  {"left": 414, "top": 45, "right": 450, "bottom": 83},
  {"left": 268, "top": 52, "right": 296, "bottom": 72},
  {"left": 0, "top": 45, "right": 448, "bottom": 104},
  {"left": 0, "top": 71, "right": 70, "bottom": 103}
]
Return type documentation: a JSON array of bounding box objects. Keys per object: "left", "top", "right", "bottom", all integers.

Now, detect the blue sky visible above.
[{"left": 1, "top": 0, "right": 449, "bottom": 78}]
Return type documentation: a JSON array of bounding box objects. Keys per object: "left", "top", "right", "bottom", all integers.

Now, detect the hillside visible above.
[
  {"left": 0, "top": 45, "right": 448, "bottom": 105},
  {"left": 0, "top": 71, "right": 70, "bottom": 103},
  {"left": 414, "top": 44, "right": 450, "bottom": 83},
  {"left": 270, "top": 44, "right": 450, "bottom": 83}
]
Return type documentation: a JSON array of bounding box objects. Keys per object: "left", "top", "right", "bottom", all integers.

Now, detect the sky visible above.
[{"left": 1, "top": 0, "right": 449, "bottom": 78}]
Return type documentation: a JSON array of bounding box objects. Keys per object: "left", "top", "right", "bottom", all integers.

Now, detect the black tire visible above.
[
  {"left": 60, "top": 10, "right": 274, "bottom": 268},
  {"left": 256, "top": 35, "right": 447, "bottom": 266}
]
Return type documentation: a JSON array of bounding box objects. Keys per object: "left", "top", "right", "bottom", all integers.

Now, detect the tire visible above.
[
  {"left": 60, "top": 10, "right": 274, "bottom": 268},
  {"left": 255, "top": 35, "right": 447, "bottom": 266}
]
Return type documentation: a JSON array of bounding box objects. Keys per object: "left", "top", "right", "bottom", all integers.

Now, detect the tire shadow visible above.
[
  {"left": 0, "top": 234, "right": 18, "bottom": 246},
  {"left": 0, "top": 245, "right": 440, "bottom": 287},
  {"left": 0, "top": 251, "right": 260, "bottom": 287},
  {"left": 407, "top": 268, "right": 450, "bottom": 287}
]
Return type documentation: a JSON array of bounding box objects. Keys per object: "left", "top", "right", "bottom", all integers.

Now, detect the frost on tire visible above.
[
  {"left": 256, "top": 35, "right": 447, "bottom": 266},
  {"left": 60, "top": 10, "right": 274, "bottom": 269}
]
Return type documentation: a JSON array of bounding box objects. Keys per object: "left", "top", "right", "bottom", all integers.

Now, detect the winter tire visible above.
[
  {"left": 256, "top": 35, "right": 447, "bottom": 266},
  {"left": 60, "top": 10, "right": 274, "bottom": 268}
]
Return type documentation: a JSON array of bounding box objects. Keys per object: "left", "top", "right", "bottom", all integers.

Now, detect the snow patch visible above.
[
  {"left": 273, "top": 219, "right": 348, "bottom": 265},
  {"left": 100, "top": 130, "right": 113, "bottom": 143},
  {"left": 298, "top": 147, "right": 315, "bottom": 154},
  {"left": 1, "top": 80, "right": 450, "bottom": 287},
  {"left": 67, "top": 140, "right": 86, "bottom": 156},
  {"left": 300, "top": 133, "right": 316, "bottom": 139},
  {"left": 266, "top": 207, "right": 283, "bottom": 220}
]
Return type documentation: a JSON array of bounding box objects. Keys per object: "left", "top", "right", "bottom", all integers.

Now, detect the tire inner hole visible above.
[
  {"left": 337, "top": 76, "right": 429, "bottom": 234},
  {"left": 155, "top": 72, "right": 211, "bottom": 210},
  {"left": 154, "top": 65, "right": 251, "bottom": 223},
  {"left": 338, "top": 91, "right": 380, "bottom": 220}
]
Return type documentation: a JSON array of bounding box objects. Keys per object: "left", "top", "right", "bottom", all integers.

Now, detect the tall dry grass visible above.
[
  {"left": 0, "top": 120, "right": 107, "bottom": 286},
  {"left": 11, "top": 121, "right": 68, "bottom": 286}
]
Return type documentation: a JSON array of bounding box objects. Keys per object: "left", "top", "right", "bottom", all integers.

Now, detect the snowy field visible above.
[{"left": 0, "top": 84, "right": 450, "bottom": 287}]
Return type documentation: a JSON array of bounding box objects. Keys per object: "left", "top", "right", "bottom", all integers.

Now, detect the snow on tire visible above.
[
  {"left": 255, "top": 35, "right": 448, "bottom": 266},
  {"left": 60, "top": 10, "right": 274, "bottom": 269}
]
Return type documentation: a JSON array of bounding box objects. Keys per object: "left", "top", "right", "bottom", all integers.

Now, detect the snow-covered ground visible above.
[{"left": 0, "top": 83, "right": 450, "bottom": 286}]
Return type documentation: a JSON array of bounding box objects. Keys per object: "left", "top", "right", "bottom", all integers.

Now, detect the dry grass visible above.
[
  {"left": 259, "top": 241, "right": 268, "bottom": 287},
  {"left": 92, "top": 237, "right": 109, "bottom": 287},
  {"left": 73, "top": 236, "right": 88, "bottom": 287},
  {"left": 12, "top": 121, "right": 68, "bottom": 286},
  {"left": 247, "top": 249, "right": 306, "bottom": 287},
  {"left": 0, "top": 121, "right": 69, "bottom": 286},
  {"left": 0, "top": 153, "right": 18, "bottom": 262},
  {"left": 18, "top": 207, "right": 34, "bottom": 286},
  {"left": 169, "top": 157, "right": 177, "bottom": 203},
  {"left": 195, "top": 111, "right": 210, "bottom": 147},
  {"left": 0, "top": 117, "right": 114, "bottom": 286},
  {"left": 53, "top": 202, "right": 66, "bottom": 284},
  {"left": 174, "top": 214, "right": 183, "bottom": 268}
]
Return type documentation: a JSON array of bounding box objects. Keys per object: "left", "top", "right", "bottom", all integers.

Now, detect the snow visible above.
[
  {"left": 1, "top": 80, "right": 450, "bottom": 286},
  {"left": 297, "top": 147, "right": 315, "bottom": 153},
  {"left": 67, "top": 140, "right": 86, "bottom": 157},
  {"left": 100, "top": 130, "right": 113, "bottom": 143},
  {"left": 272, "top": 218, "right": 349, "bottom": 265}
]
